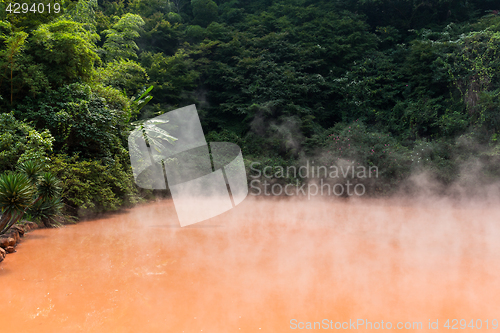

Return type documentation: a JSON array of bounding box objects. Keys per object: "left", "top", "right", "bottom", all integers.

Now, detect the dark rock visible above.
[
  {"left": 8, "top": 231, "right": 19, "bottom": 244},
  {"left": 5, "top": 246, "right": 15, "bottom": 253},
  {"left": 0, "top": 237, "right": 8, "bottom": 248},
  {"left": 7, "top": 237, "right": 15, "bottom": 247},
  {"left": 24, "top": 221, "right": 38, "bottom": 231},
  {"left": 0, "top": 236, "right": 16, "bottom": 247},
  {"left": 20, "top": 221, "right": 30, "bottom": 231},
  {"left": 11, "top": 225, "right": 24, "bottom": 237}
]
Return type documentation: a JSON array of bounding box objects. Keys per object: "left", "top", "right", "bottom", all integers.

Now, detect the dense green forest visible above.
[{"left": 0, "top": 0, "right": 499, "bottom": 223}]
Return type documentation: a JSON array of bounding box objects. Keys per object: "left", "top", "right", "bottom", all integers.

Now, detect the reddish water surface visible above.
[{"left": 1, "top": 197, "right": 500, "bottom": 332}]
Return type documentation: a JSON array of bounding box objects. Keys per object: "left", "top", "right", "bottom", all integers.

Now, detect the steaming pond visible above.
[{"left": 1, "top": 198, "right": 499, "bottom": 332}]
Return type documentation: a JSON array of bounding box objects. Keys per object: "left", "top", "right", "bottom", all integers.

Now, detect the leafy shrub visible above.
[
  {"left": 205, "top": 129, "right": 247, "bottom": 154},
  {"left": 30, "top": 20, "right": 100, "bottom": 88},
  {"left": 320, "top": 121, "right": 413, "bottom": 193},
  {"left": 95, "top": 59, "right": 149, "bottom": 96},
  {"left": 0, "top": 112, "right": 54, "bottom": 171},
  {"left": 191, "top": 0, "right": 218, "bottom": 28},
  {"left": 15, "top": 83, "right": 130, "bottom": 160},
  {"left": 47, "top": 154, "right": 142, "bottom": 217}
]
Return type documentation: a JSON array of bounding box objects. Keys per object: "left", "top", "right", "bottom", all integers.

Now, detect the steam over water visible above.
[{"left": 1, "top": 198, "right": 500, "bottom": 332}]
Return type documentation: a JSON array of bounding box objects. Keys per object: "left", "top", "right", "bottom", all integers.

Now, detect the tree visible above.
[
  {"left": 0, "top": 21, "right": 50, "bottom": 105},
  {"left": 191, "top": 0, "right": 218, "bottom": 27},
  {"left": 63, "top": 0, "right": 99, "bottom": 31},
  {"left": 47, "top": 154, "right": 141, "bottom": 216},
  {"left": 0, "top": 112, "right": 54, "bottom": 171},
  {"left": 445, "top": 30, "right": 500, "bottom": 116},
  {"left": 96, "top": 58, "right": 149, "bottom": 96},
  {"left": 0, "top": 31, "right": 28, "bottom": 104},
  {"left": 15, "top": 83, "right": 127, "bottom": 160},
  {"left": 171, "top": 0, "right": 188, "bottom": 13},
  {"left": 102, "top": 13, "right": 145, "bottom": 61},
  {"left": 30, "top": 20, "right": 100, "bottom": 88},
  {"left": 140, "top": 50, "right": 199, "bottom": 107}
]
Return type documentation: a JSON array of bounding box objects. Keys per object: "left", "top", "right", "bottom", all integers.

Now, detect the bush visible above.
[
  {"left": 0, "top": 112, "right": 54, "bottom": 171},
  {"left": 205, "top": 129, "right": 247, "bottom": 154},
  {"left": 319, "top": 121, "right": 413, "bottom": 194},
  {"left": 15, "top": 83, "right": 130, "bottom": 160},
  {"left": 47, "top": 154, "right": 143, "bottom": 217}
]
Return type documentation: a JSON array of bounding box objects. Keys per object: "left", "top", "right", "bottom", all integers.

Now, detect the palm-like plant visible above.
[
  {"left": 0, "top": 161, "right": 63, "bottom": 234},
  {"left": 0, "top": 172, "right": 35, "bottom": 234},
  {"left": 29, "top": 196, "right": 64, "bottom": 228},
  {"left": 32, "top": 172, "right": 63, "bottom": 227},
  {"left": 17, "top": 160, "right": 43, "bottom": 185},
  {"left": 37, "top": 172, "right": 62, "bottom": 201}
]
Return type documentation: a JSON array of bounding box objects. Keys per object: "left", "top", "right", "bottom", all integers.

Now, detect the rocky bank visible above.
[{"left": 0, "top": 222, "right": 39, "bottom": 263}]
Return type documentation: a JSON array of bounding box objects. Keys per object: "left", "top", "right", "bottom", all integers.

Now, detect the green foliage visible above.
[
  {"left": 28, "top": 196, "right": 64, "bottom": 228},
  {"left": 477, "top": 89, "right": 500, "bottom": 133},
  {"left": 321, "top": 121, "right": 413, "bottom": 190},
  {"left": 0, "top": 160, "right": 64, "bottom": 233},
  {"left": 318, "top": 121, "right": 476, "bottom": 192},
  {"left": 206, "top": 129, "right": 246, "bottom": 153},
  {"left": 336, "top": 0, "right": 481, "bottom": 32},
  {"left": 0, "top": 18, "right": 101, "bottom": 105},
  {"left": 197, "top": 3, "right": 377, "bottom": 136},
  {"left": 141, "top": 16, "right": 180, "bottom": 55},
  {"left": 30, "top": 20, "right": 100, "bottom": 88},
  {"left": 17, "top": 160, "right": 43, "bottom": 184},
  {"left": 0, "top": 29, "right": 28, "bottom": 104},
  {"left": 1, "top": 0, "right": 500, "bottom": 207},
  {"left": 90, "top": 83, "right": 133, "bottom": 121},
  {"left": 102, "top": 13, "right": 145, "bottom": 61},
  {"left": 0, "top": 172, "right": 34, "bottom": 219},
  {"left": 0, "top": 112, "right": 54, "bottom": 170},
  {"left": 139, "top": 49, "right": 199, "bottom": 108},
  {"left": 130, "top": 85, "right": 154, "bottom": 117},
  {"left": 37, "top": 172, "right": 62, "bottom": 201},
  {"left": 48, "top": 154, "right": 142, "bottom": 216},
  {"left": 191, "top": 0, "right": 218, "bottom": 27},
  {"left": 96, "top": 58, "right": 149, "bottom": 96},
  {"left": 167, "top": 12, "right": 183, "bottom": 23},
  {"left": 21, "top": 165, "right": 64, "bottom": 228},
  {"left": 246, "top": 155, "right": 299, "bottom": 185},
  {"left": 15, "top": 83, "right": 129, "bottom": 160},
  {"left": 443, "top": 30, "right": 500, "bottom": 117},
  {"left": 127, "top": 0, "right": 173, "bottom": 18},
  {"left": 0, "top": 21, "right": 48, "bottom": 104},
  {"left": 64, "top": 0, "right": 98, "bottom": 29}
]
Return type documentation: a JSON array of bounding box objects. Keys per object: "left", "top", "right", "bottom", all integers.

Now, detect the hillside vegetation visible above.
[{"left": 0, "top": 0, "right": 499, "bottom": 218}]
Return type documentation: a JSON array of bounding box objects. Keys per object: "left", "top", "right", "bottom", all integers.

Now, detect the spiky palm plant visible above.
[
  {"left": 37, "top": 172, "right": 61, "bottom": 201},
  {"left": 31, "top": 172, "right": 63, "bottom": 228},
  {"left": 0, "top": 172, "right": 35, "bottom": 234},
  {"left": 0, "top": 161, "right": 64, "bottom": 234},
  {"left": 17, "top": 160, "right": 43, "bottom": 185},
  {"left": 29, "top": 196, "right": 64, "bottom": 228}
]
